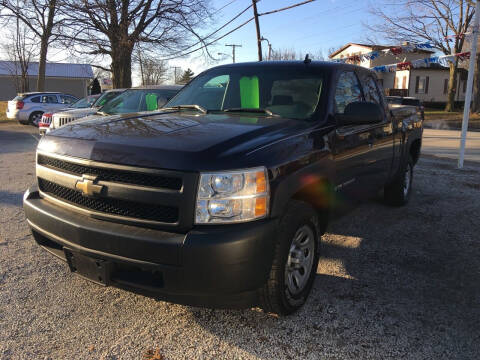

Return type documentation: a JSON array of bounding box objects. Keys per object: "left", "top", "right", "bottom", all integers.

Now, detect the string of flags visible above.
[
  {"left": 371, "top": 52, "right": 470, "bottom": 73},
  {"left": 333, "top": 34, "right": 472, "bottom": 65}
]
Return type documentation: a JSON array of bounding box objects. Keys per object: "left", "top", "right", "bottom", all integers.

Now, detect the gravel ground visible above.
[{"left": 1, "top": 124, "right": 479, "bottom": 360}]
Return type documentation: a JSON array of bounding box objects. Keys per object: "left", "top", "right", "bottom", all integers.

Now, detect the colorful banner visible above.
[
  {"left": 371, "top": 52, "right": 470, "bottom": 72},
  {"left": 333, "top": 35, "right": 468, "bottom": 64}
]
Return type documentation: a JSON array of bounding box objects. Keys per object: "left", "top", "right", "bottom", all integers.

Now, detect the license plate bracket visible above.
[{"left": 64, "top": 248, "right": 110, "bottom": 286}]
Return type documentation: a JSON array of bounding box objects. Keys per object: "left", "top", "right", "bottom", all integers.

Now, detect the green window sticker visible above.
[
  {"left": 239, "top": 76, "right": 259, "bottom": 108},
  {"left": 145, "top": 93, "right": 158, "bottom": 111}
]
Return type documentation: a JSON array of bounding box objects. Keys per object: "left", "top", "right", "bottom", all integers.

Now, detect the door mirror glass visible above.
[{"left": 335, "top": 101, "right": 383, "bottom": 125}]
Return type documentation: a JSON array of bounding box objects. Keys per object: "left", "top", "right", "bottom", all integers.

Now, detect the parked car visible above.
[
  {"left": 37, "top": 94, "right": 103, "bottom": 134},
  {"left": 6, "top": 92, "right": 78, "bottom": 125},
  {"left": 48, "top": 85, "right": 182, "bottom": 132},
  {"left": 43, "top": 89, "right": 125, "bottom": 134},
  {"left": 23, "top": 61, "right": 423, "bottom": 315},
  {"left": 386, "top": 96, "right": 424, "bottom": 120}
]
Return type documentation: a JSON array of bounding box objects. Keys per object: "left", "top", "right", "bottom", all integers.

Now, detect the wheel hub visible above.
[{"left": 285, "top": 225, "right": 315, "bottom": 296}]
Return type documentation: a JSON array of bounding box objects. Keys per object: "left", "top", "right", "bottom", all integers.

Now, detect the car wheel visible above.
[
  {"left": 384, "top": 155, "right": 413, "bottom": 206},
  {"left": 29, "top": 112, "right": 43, "bottom": 126},
  {"left": 258, "top": 200, "right": 321, "bottom": 315}
]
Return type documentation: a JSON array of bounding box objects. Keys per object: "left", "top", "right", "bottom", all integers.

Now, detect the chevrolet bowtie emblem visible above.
[{"left": 75, "top": 175, "right": 103, "bottom": 197}]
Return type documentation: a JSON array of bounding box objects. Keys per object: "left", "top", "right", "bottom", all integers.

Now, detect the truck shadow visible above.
[{"left": 189, "top": 193, "right": 480, "bottom": 359}]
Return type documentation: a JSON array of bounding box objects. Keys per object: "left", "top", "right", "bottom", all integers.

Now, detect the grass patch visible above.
[
  {"left": 0, "top": 101, "right": 8, "bottom": 121},
  {"left": 424, "top": 108, "right": 480, "bottom": 130}
]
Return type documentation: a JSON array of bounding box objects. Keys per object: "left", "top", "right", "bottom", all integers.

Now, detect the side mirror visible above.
[{"left": 336, "top": 101, "right": 383, "bottom": 125}]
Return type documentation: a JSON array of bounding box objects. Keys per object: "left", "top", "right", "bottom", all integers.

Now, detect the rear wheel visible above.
[
  {"left": 28, "top": 111, "right": 43, "bottom": 126},
  {"left": 258, "top": 200, "right": 321, "bottom": 315},
  {"left": 384, "top": 155, "right": 414, "bottom": 206}
]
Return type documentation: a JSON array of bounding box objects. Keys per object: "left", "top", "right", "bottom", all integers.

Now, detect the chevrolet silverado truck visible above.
[{"left": 23, "top": 61, "right": 423, "bottom": 315}]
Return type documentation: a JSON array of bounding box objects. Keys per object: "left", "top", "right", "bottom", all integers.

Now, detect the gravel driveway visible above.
[{"left": 1, "top": 124, "right": 479, "bottom": 359}]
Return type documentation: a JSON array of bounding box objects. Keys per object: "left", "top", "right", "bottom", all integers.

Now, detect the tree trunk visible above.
[
  {"left": 445, "top": 62, "right": 458, "bottom": 112},
  {"left": 472, "top": 55, "right": 480, "bottom": 113},
  {"left": 111, "top": 45, "right": 133, "bottom": 88},
  {"left": 36, "top": 36, "right": 49, "bottom": 91}
]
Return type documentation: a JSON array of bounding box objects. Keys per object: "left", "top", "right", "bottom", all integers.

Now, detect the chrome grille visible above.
[
  {"left": 37, "top": 154, "right": 182, "bottom": 190},
  {"left": 36, "top": 152, "right": 198, "bottom": 230},
  {"left": 38, "top": 178, "right": 178, "bottom": 223}
]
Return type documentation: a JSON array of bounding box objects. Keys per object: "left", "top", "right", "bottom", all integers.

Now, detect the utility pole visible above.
[
  {"left": 171, "top": 66, "right": 181, "bottom": 84},
  {"left": 459, "top": 0, "right": 480, "bottom": 168},
  {"left": 225, "top": 44, "right": 242, "bottom": 63},
  {"left": 261, "top": 36, "right": 272, "bottom": 60},
  {"left": 252, "top": 0, "right": 262, "bottom": 61}
]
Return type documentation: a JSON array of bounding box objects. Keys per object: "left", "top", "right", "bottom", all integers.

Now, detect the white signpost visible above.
[{"left": 459, "top": 0, "right": 480, "bottom": 168}]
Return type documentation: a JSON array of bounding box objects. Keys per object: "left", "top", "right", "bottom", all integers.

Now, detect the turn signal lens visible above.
[{"left": 255, "top": 197, "right": 267, "bottom": 217}]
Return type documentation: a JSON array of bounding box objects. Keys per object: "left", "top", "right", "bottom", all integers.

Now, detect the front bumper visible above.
[{"left": 23, "top": 187, "right": 277, "bottom": 308}]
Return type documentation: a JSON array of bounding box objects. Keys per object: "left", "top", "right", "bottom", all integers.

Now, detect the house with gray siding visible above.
[{"left": 0, "top": 61, "right": 93, "bottom": 100}]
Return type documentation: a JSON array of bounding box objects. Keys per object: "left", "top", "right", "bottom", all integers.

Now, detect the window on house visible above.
[
  {"left": 402, "top": 76, "right": 407, "bottom": 89},
  {"left": 415, "top": 76, "right": 429, "bottom": 94},
  {"left": 444, "top": 79, "right": 449, "bottom": 94}
]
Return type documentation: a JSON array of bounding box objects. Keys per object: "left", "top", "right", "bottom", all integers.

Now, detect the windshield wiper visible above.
[
  {"left": 223, "top": 108, "right": 277, "bottom": 116},
  {"left": 162, "top": 104, "right": 207, "bottom": 114}
]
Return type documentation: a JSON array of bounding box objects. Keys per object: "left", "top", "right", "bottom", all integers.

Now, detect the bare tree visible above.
[
  {"left": 368, "top": 0, "right": 475, "bottom": 111},
  {"left": 2, "top": 17, "right": 37, "bottom": 93},
  {"left": 140, "top": 57, "right": 168, "bottom": 85},
  {"left": 0, "top": 0, "right": 64, "bottom": 91},
  {"left": 269, "top": 48, "right": 325, "bottom": 61},
  {"left": 61, "top": 0, "right": 212, "bottom": 88}
]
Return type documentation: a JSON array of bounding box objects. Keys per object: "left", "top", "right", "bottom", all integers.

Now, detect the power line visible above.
[
  {"left": 258, "top": 0, "right": 316, "bottom": 17},
  {"left": 216, "top": 0, "right": 239, "bottom": 13},
  {"left": 161, "top": 4, "right": 253, "bottom": 59},
  {"left": 159, "top": 17, "right": 254, "bottom": 61}
]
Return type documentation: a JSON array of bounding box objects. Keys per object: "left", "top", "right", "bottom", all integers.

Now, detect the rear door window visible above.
[
  {"left": 335, "top": 72, "right": 363, "bottom": 113},
  {"left": 30, "top": 96, "right": 40, "bottom": 103}
]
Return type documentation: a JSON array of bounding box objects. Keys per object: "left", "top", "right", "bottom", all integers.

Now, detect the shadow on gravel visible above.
[
  {"left": 0, "top": 190, "right": 24, "bottom": 207},
  {"left": 190, "top": 188, "right": 480, "bottom": 359}
]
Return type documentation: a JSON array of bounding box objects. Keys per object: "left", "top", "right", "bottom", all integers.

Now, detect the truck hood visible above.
[{"left": 39, "top": 111, "right": 309, "bottom": 171}]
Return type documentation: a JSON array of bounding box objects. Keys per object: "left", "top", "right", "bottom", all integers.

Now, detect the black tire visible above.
[
  {"left": 258, "top": 200, "right": 321, "bottom": 315},
  {"left": 28, "top": 111, "right": 43, "bottom": 126},
  {"left": 384, "top": 155, "right": 414, "bottom": 206}
]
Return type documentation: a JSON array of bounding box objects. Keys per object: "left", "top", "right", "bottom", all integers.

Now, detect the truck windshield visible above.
[{"left": 166, "top": 67, "right": 324, "bottom": 120}]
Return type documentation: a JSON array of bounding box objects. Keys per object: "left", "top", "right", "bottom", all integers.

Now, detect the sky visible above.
[
  {"left": 0, "top": 0, "right": 393, "bottom": 86},
  {"left": 167, "top": 0, "right": 381, "bottom": 83}
]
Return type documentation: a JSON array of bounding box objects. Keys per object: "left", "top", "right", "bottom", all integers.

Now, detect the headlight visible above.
[{"left": 195, "top": 167, "right": 269, "bottom": 224}]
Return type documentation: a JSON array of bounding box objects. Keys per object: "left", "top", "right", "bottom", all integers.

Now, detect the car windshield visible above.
[
  {"left": 71, "top": 96, "right": 97, "bottom": 109},
  {"left": 94, "top": 91, "right": 122, "bottom": 107},
  {"left": 99, "top": 89, "right": 179, "bottom": 115},
  {"left": 166, "top": 66, "right": 324, "bottom": 120}
]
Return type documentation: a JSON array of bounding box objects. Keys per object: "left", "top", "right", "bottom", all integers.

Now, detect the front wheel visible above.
[
  {"left": 258, "top": 200, "right": 321, "bottom": 315},
  {"left": 384, "top": 155, "right": 414, "bottom": 206}
]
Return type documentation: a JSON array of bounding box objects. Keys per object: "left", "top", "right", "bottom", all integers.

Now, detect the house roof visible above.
[
  {"left": 0, "top": 61, "right": 94, "bottom": 78},
  {"left": 329, "top": 42, "right": 434, "bottom": 58}
]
